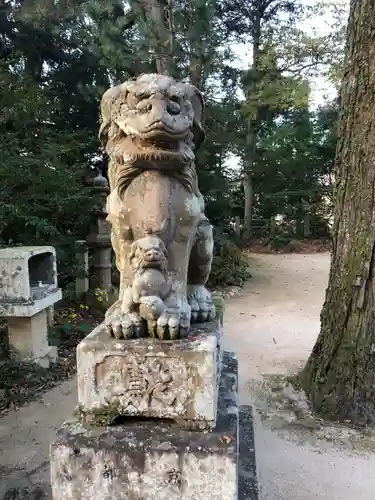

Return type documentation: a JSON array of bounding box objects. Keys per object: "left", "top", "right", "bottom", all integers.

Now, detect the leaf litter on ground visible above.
[{"left": 0, "top": 302, "right": 103, "bottom": 416}]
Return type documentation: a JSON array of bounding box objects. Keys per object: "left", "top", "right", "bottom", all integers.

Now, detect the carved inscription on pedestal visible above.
[{"left": 95, "top": 355, "right": 191, "bottom": 415}]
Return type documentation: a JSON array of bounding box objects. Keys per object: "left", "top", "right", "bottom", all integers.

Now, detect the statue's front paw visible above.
[
  {"left": 187, "top": 285, "right": 216, "bottom": 323},
  {"left": 139, "top": 295, "right": 166, "bottom": 338},
  {"left": 156, "top": 297, "right": 191, "bottom": 340},
  {"left": 105, "top": 303, "right": 143, "bottom": 339}
]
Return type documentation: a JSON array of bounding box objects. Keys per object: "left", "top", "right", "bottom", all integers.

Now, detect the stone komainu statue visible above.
[{"left": 99, "top": 73, "right": 215, "bottom": 340}]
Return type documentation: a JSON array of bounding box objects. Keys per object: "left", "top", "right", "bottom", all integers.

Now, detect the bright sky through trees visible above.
[{"left": 231, "top": 0, "right": 349, "bottom": 109}]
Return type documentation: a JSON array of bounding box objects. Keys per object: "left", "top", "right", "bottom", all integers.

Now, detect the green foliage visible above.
[
  {"left": 0, "top": 66, "right": 93, "bottom": 281},
  {"left": 243, "top": 104, "right": 338, "bottom": 224},
  {"left": 0, "top": 0, "right": 345, "bottom": 292},
  {"left": 215, "top": 0, "right": 346, "bottom": 238},
  {"left": 208, "top": 235, "right": 251, "bottom": 289}
]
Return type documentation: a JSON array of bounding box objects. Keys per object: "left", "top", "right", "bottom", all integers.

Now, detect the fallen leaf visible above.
[{"left": 220, "top": 435, "right": 233, "bottom": 444}]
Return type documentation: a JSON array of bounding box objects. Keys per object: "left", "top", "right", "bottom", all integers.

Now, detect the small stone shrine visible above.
[
  {"left": 50, "top": 74, "right": 240, "bottom": 499},
  {"left": 0, "top": 246, "right": 62, "bottom": 367}
]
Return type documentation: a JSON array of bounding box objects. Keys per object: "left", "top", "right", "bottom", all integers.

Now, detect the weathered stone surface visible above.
[
  {"left": 0, "top": 246, "right": 62, "bottom": 317},
  {"left": 8, "top": 310, "right": 57, "bottom": 367},
  {"left": 86, "top": 175, "right": 113, "bottom": 292},
  {"left": 0, "top": 246, "right": 62, "bottom": 366},
  {"left": 51, "top": 351, "right": 238, "bottom": 500},
  {"left": 77, "top": 320, "right": 222, "bottom": 428},
  {"left": 238, "top": 405, "right": 259, "bottom": 500},
  {"left": 99, "top": 74, "right": 216, "bottom": 339}
]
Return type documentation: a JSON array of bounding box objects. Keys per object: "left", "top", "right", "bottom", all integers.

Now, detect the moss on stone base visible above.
[{"left": 74, "top": 402, "right": 123, "bottom": 427}]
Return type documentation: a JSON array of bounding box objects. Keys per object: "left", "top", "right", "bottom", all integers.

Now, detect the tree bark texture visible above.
[
  {"left": 242, "top": 9, "right": 261, "bottom": 241},
  {"left": 302, "top": 0, "right": 375, "bottom": 426},
  {"left": 138, "top": 0, "right": 172, "bottom": 75},
  {"left": 243, "top": 169, "right": 254, "bottom": 239}
]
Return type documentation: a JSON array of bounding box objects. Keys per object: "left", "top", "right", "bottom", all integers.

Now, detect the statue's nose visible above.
[
  {"left": 137, "top": 98, "right": 180, "bottom": 120},
  {"left": 137, "top": 98, "right": 165, "bottom": 118},
  {"left": 145, "top": 248, "right": 159, "bottom": 259}
]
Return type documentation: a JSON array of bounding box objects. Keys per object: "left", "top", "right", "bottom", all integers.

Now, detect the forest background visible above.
[{"left": 0, "top": 0, "right": 348, "bottom": 290}]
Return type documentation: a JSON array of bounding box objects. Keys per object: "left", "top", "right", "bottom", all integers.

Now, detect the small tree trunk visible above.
[
  {"left": 269, "top": 216, "right": 277, "bottom": 238},
  {"left": 295, "top": 218, "right": 303, "bottom": 238},
  {"left": 243, "top": 171, "right": 253, "bottom": 240},
  {"left": 301, "top": 0, "right": 375, "bottom": 427},
  {"left": 234, "top": 216, "right": 241, "bottom": 238},
  {"left": 302, "top": 199, "right": 311, "bottom": 238},
  {"left": 303, "top": 213, "right": 311, "bottom": 238}
]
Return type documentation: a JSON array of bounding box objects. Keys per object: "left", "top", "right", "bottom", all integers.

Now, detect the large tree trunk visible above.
[
  {"left": 242, "top": 10, "right": 261, "bottom": 241},
  {"left": 138, "top": 0, "right": 173, "bottom": 74},
  {"left": 301, "top": 0, "right": 375, "bottom": 426}
]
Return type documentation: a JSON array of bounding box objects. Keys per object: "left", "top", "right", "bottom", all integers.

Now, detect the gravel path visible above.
[{"left": 224, "top": 253, "right": 375, "bottom": 500}]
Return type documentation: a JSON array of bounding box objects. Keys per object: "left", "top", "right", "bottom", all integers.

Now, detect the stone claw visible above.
[
  {"left": 156, "top": 310, "right": 177, "bottom": 340},
  {"left": 105, "top": 301, "right": 143, "bottom": 339},
  {"left": 147, "top": 319, "right": 158, "bottom": 338},
  {"left": 189, "top": 298, "right": 200, "bottom": 322},
  {"left": 139, "top": 296, "right": 166, "bottom": 337},
  {"left": 187, "top": 285, "right": 215, "bottom": 323},
  {"left": 156, "top": 303, "right": 191, "bottom": 340},
  {"left": 179, "top": 312, "right": 190, "bottom": 338},
  {"left": 113, "top": 321, "right": 123, "bottom": 339}
]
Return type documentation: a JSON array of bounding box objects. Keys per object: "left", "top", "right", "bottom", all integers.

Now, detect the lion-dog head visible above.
[{"left": 99, "top": 74, "right": 205, "bottom": 196}]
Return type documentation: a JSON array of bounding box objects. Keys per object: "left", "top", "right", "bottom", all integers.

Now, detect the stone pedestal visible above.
[
  {"left": 8, "top": 309, "right": 57, "bottom": 368},
  {"left": 50, "top": 352, "right": 238, "bottom": 500},
  {"left": 76, "top": 321, "right": 223, "bottom": 429},
  {"left": 47, "top": 305, "right": 55, "bottom": 327}
]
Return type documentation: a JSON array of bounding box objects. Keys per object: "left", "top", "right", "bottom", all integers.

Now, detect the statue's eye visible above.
[
  {"left": 127, "top": 93, "right": 139, "bottom": 109},
  {"left": 167, "top": 97, "right": 181, "bottom": 115}
]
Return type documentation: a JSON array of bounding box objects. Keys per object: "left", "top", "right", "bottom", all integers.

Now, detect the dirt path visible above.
[
  {"left": 2, "top": 252, "right": 375, "bottom": 499},
  {"left": 224, "top": 253, "right": 375, "bottom": 500},
  {"left": 223, "top": 253, "right": 329, "bottom": 391}
]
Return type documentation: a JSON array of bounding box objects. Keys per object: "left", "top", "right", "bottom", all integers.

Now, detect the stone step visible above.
[{"left": 1, "top": 390, "right": 259, "bottom": 500}]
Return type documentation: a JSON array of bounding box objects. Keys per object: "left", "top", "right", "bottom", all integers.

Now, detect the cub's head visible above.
[
  {"left": 129, "top": 236, "right": 168, "bottom": 274},
  {"left": 99, "top": 74, "right": 205, "bottom": 165}
]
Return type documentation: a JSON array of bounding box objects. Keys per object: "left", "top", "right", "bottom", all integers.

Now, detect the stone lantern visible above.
[{"left": 86, "top": 170, "right": 112, "bottom": 292}]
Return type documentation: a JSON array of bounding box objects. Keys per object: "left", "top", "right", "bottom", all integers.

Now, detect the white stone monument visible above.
[{"left": 0, "top": 246, "right": 62, "bottom": 367}]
